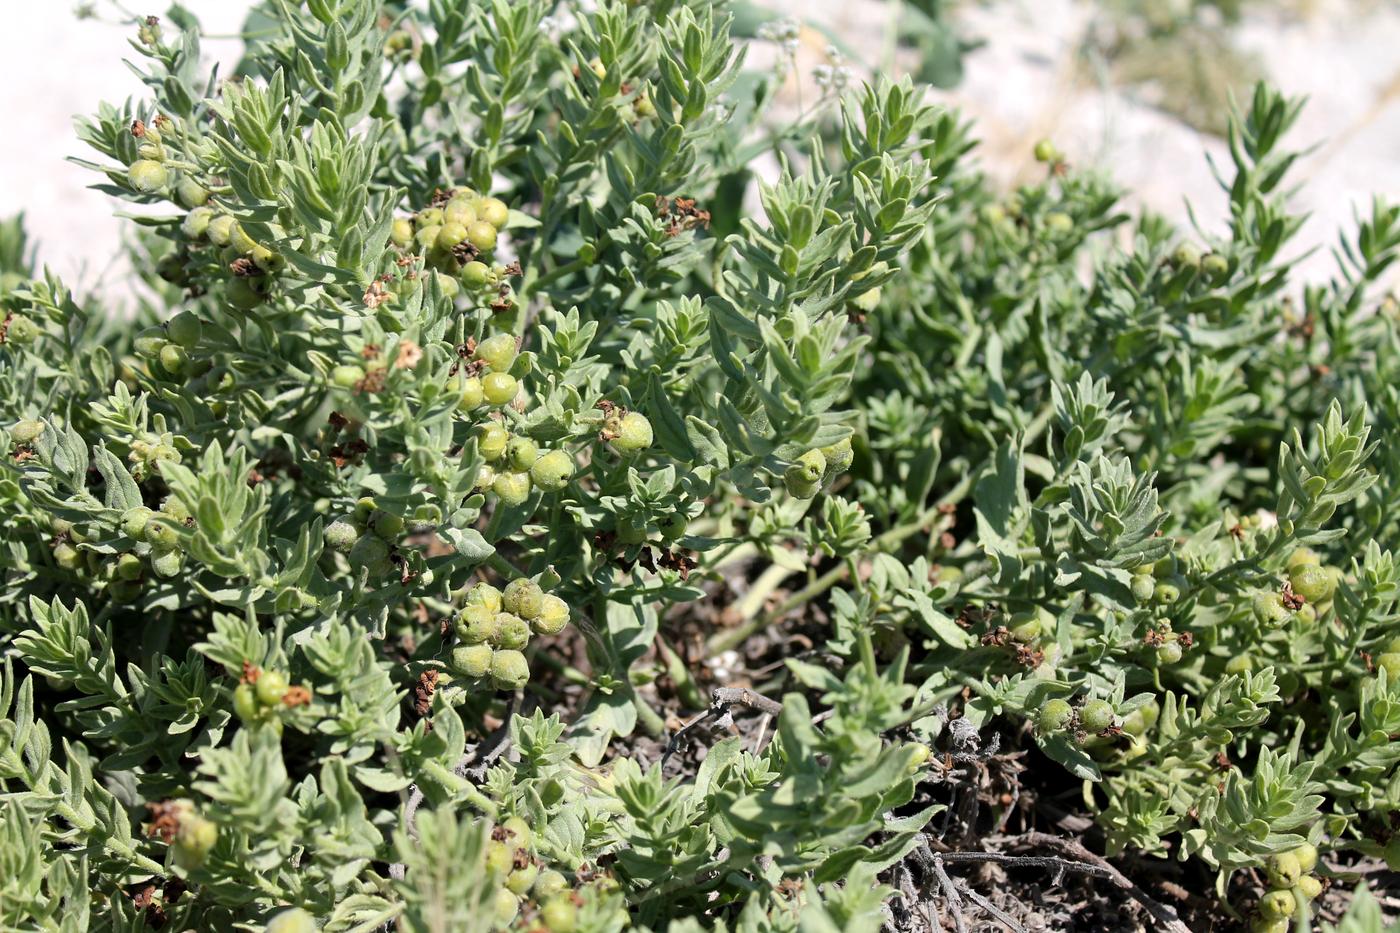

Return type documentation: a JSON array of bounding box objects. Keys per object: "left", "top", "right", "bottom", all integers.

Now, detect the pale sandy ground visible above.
[{"left": 2, "top": 1, "right": 1398, "bottom": 299}]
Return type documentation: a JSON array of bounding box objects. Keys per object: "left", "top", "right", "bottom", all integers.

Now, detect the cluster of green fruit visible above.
[
  {"left": 1036, "top": 694, "right": 1161, "bottom": 748},
  {"left": 450, "top": 580, "right": 570, "bottom": 691},
  {"left": 133, "top": 309, "right": 205, "bottom": 382},
  {"left": 782, "top": 436, "right": 853, "bottom": 498},
  {"left": 483, "top": 817, "right": 589, "bottom": 931},
  {"left": 1252, "top": 844, "right": 1324, "bottom": 932},
  {"left": 1252, "top": 548, "right": 1342, "bottom": 629},
  {"left": 73, "top": 497, "right": 193, "bottom": 602},
  {"left": 125, "top": 121, "right": 209, "bottom": 210},
  {"left": 389, "top": 188, "right": 513, "bottom": 297},
  {"left": 178, "top": 204, "right": 284, "bottom": 310},
  {"left": 322, "top": 497, "right": 420, "bottom": 578},
  {"left": 232, "top": 668, "right": 307, "bottom": 735},
  {"left": 1128, "top": 556, "right": 1186, "bottom": 610}
]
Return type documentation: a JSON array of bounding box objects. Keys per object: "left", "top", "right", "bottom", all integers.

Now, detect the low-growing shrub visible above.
[{"left": 1, "top": 2, "right": 1398, "bottom": 930}]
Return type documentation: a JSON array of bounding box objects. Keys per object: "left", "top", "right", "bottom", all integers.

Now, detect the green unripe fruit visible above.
[
  {"left": 54, "top": 541, "right": 83, "bottom": 571},
  {"left": 478, "top": 197, "right": 509, "bottom": 228},
  {"left": 492, "top": 471, "right": 531, "bottom": 506},
  {"left": 461, "top": 260, "right": 491, "bottom": 287},
  {"left": 1258, "top": 890, "right": 1295, "bottom": 920},
  {"left": 1225, "top": 654, "right": 1253, "bottom": 675},
  {"left": 1033, "top": 139, "right": 1058, "bottom": 162},
  {"left": 490, "top": 649, "right": 530, "bottom": 690},
  {"left": 482, "top": 372, "right": 518, "bottom": 407},
  {"left": 116, "top": 552, "right": 144, "bottom": 581},
  {"left": 414, "top": 224, "right": 441, "bottom": 249},
  {"left": 1266, "top": 851, "right": 1302, "bottom": 888},
  {"left": 263, "top": 907, "right": 317, "bottom": 933},
  {"left": 1153, "top": 582, "right": 1180, "bottom": 604},
  {"left": 414, "top": 208, "right": 443, "bottom": 230},
  {"left": 1252, "top": 591, "right": 1290, "bottom": 627},
  {"left": 174, "top": 814, "right": 218, "bottom": 864},
  {"left": 530, "top": 449, "right": 574, "bottom": 491},
  {"left": 207, "top": 214, "right": 237, "bottom": 247},
  {"left": 465, "top": 583, "right": 503, "bottom": 613},
  {"left": 1037, "top": 699, "right": 1073, "bottom": 732},
  {"left": 1252, "top": 919, "right": 1289, "bottom": 933},
  {"left": 121, "top": 506, "right": 153, "bottom": 539},
  {"left": 1287, "top": 548, "right": 1320, "bottom": 570},
  {"left": 456, "top": 605, "right": 499, "bottom": 644},
  {"left": 500, "top": 815, "right": 533, "bottom": 849},
  {"left": 478, "top": 423, "right": 509, "bottom": 460},
  {"left": 436, "top": 222, "right": 468, "bottom": 250},
  {"left": 616, "top": 515, "right": 647, "bottom": 545},
  {"left": 1289, "top": 563, "right": 1336, "bottom": 604},
  {"left": 134, "top": 329, "right": 168, "bottom": 357},
  {"left": 167, "top": 311, "right": 202, "bottom": 349},
  {"left": 484, "top": 840, "right": 513, "bottom": 875},
  {"left": 158, "top": 343, "right": 188, "bottom": 377},
  {"left": 498, "top": 436, "right": 536, "bottom": 472},
  {"left": 503, "top": 579, "right": 544, "bottom": 620},
  {"left": 609, "top": 412, "right": 653, "bottom": 453},
  {"left": 250, "top": 244, "right": 284, "bottom": 274},
  {"left": 10, "top": 419, "right": 44, "bottom": 445},
  {"left": 233, "top": 682, "right": 259, "bottom": 722},
  {"left": 182, "top": 206, "right": 214, "bottom": 240},
  {"left": 256, "top": 670, "right": 289, "bottom": 706},
  {"left": 390, "top": 218, "right": 414, "bottom": 248},
  {"left": 493, "top": 888, "right": 520, "bottom": 927},
  {"left": 227, "top": 275, "right": 271, "bottom": 310},
  {"left": 1202, "top": 253, "right": 1229, "bottom": 281},
  {"left": 534, "top": 870, "right": 569, "bottom": 900},
  {"left": 506, "top": 862, "right": 538, "bottom": 895},
  {"left": 1009, "top": 609, "right": 1049, "bottom": 643},
  {"left": 540, "top": 896, "right": 578, "bottom": 933},
  {"left": 458, "top": 376, "right": 484, "bottom": 411},
  {"left": 348, "top": 534, "right": 391, "bottom": 575},
  {"left": 1130, "top": 573, "right": 1156, "bottom": 604},
  {"left": 1156, "top": 641, "right": 1183, "bottom": 664},
  {"left": 1172, "top": 243, "right": 1201, "bottom": 268},
  {"left": 790, "top": 449, "right": 826, "bottom": 484},
  {"left": 145, "top": 519, "right": 180, "bottom": 550},
  {"left": 475, "top": 334, "right": 517, "bottom": 373},
  {"left": 1080, "top": 699, "right": 1115, "bottom": 733},
  {"left": 370, "top": 510, "right": 404, "bottom": 540},
  {"left": 1044, "top": 211, "right": 1073, "bottom": 234},
  {"left": 331, "top": 364, "right": 364, "bottom": 389},
  {"left": 495, "top": 613, "right": 531, "bottom": 650},
  {"left": 151, "top": 548, "right": 183, "bottom": 578},
  {"left": 1292, "top": 842, "right": 1318, "bottom": 873},
  {"left": 533, "top": 595, "right": 570, "bottom": 636},
  {"left": 127, "top": 159, "right": 168, "bottom": 193},
  {"left": 452, "top": 644, "right": 494, "bottom": 679},
  {"left": 408, "top": 504, "right": 442, "bottom": 533},
  {"left": 176, "top": 176, "right": 210, "bottom": 209},
  {"left": 1121, "top": 709, "right": 1148, "bottom": 737},
  {"left": 443, "top": 198, "right": 476, "bottom": 226},
  {"left": 819, "top": 436, "right": 854, "bottom": 481},
  {"left": 851, "top": 286, "right": 881, "bottom": 312},
  {"left": 323, "top": 520, "right": 359, "bottom": 554},
  {"left": 1296, "top": 874, "right": 1322, "bottom": 900},
  {"left": 1375, "top": 652, "right": 1400, "bottom": 679},
  {"left": 659, "top": 510, "right": 689, "bottom": 540},
  {"left": 228, "top": 222, "right": 257, "bottom": 255},
  {"left": 466, "top": 220, "right": 497, "bottom": 252}
]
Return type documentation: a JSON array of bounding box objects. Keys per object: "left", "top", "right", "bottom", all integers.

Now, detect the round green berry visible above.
[
  {"left": 1266, "top": 851, "right": 1302, "bottom": 888},
  {"left": 1037, "top": 699, "right": 1073, "bottom": 732},
  {"left": 115, "top": 552, "right": 144, "bottom": 581},
  {"left": 1157, "top": 641, "right": 1183, "bottom": 664},
  {"left": 1375, "top": 652, "right": 1400, "bottom": 679},
  {"left": 1079, "top": 699, "right": 1115, "bottom": 733},
  {"left": 1033, "top": 139, "right": 1058, "bottom": 162},
  {"left": 533, "top": 594, "right": 570, "bottom": 636},
  {"left": 331, "top": 365, "right": 364, "bottom": 389},
  {"left": 263, "top": 907, "right": 317, "bottom": 933},
  {"left": 176, "top": 176, "right": 210, "bottom": 209},
  {"left": 452, "top": 644, "right": 494, "bottom": 679},
  {"left": 1153, "top": 582, "right": 1180, "bottom": 604},
  {"left": 466, "top": 220, "right": 497, "bottom": 252},
  {"left": 506, "top": 862, "right": 538, "bottom": 896},
  {"left": 503, "top": 579, "right": 545, "bottom": 620},
  {"left": 226, "top": 275, "right": 271, "bottom": 310},
  {"left": 609, "top": 412, "right": 653, "bottom": 453},
  {"left": 788, "top": 449, "right": 826, "bottom": 486},
  {"left": 478, "top": 423, "right": 509, "bottom": 460},
  {"left": 465, "top": 583, "right": 504, "bottom": 614},
  {"left": 256, "top": 670, "right": 289, "bottom": 707},
  {"left": 1202, "top": 253, "right": 1229, "bottom": 281},
  {"left": 1008, "top": 609, "right": 1047, "bottom": 643},
  {"left": 120, "top": 506, "right": 153, "bottom": 539},
  {"left": 370, "top": 510, "right": 404, "bottom": 540},
  {"left": 458, "top": 376, "right": 484, "bottom": 411},
  {"left": 534, "top": 869, "right": 569, "bottom": 900},
  {"left": 492, "top": 471, "right": 531, "bottom": 506},
  {"left": 414, "top": 224, "right": 441, "bottom": 249},
  {"left": 1292, "top": 842, "right": 1318, "bottom": 873},
  {"left": 158, "top": 343, "right": 188, "bottom": 377},
  {"left": 484, "top": 840, "right": 513, "bottom": 875},
  {"left": 500, "top": 815, "right": 533, "bottom": 849},
  {"left": 207, "top": 214, "right": 237, "bottom": 247},
  {"left": 436, "top": 222, "right": 468, "bottom": 250},
  {"left": 127, "top": 159, "right": 168, "bottom": 193},
  {"left": 182, "top": 206, "right": 214, "bottom": 240},
  {"left": 461, "top": 260, "right": 491, "bottom": 287},
  {"left": 173, "top": 814, "right": 218, "bottom": 867},
  {"left": 529, "top": 449, "right": 574, "bottom": 492},
  {"left": 145, "top": 518, "right": 180, "bottom": 550},
  {"left": 1289, "top": 563, "right": 1336, "bottom": 604},
  {"left": 456, "top": 605, "right": 499, "bottom": 644},
  {"left": 1172, "top": 243, "right": 1201, "bottom": 268},
  {"left": 495, "top": 613, "right": 531, "bottom": 651},
  {"left": 1259, "top": 889, "right": 1295, "bottom": 920},
  {"left": 493, "top": 888, "right": 520, "bottom": 927},
  {"left": 108, "top": 577, "right": 142, "bottom": 602},
  {"left": 505, "top": 436, "right": 539, "bottom": 473},
  {"left": 475, "top": 334, "right": 517, "bottom": 373},
  {"left": 1296, "top": 875, "right": 1322, "bottom": 900},
  {"left": 539, "top": 896, "right": 577, "bottom": 933},
  {"left": 166, "top": 311, "right": 202, "bottom": 350},
  {"left": 390, "top": 218, "right": 414, "bottom": 248},
  {"left": 1252, "top": 591, "right": 1290, "bottom": 628},
  {"left": 443, "top": 197, "right": 476, "bottom": 226},
  {"left": 819, "top": 436, "right": 854, "bottom": 481},
  {"left": 414, "top": 208, "right": 443, "bottom": 230},
  {"left": 1287, "top": 548, "right": 1320, "bottom": 570},
  {"left": 477, "top": 197, "right": 509, "bottom": 228},
  {"left": 233, "top": 682, "right": 259, "bottom": 722},
  {"left": 10, "top": 419, "right": 44, "bottom": 445},
  {"left": 348, "top": 534, "right": 391, "bottom": 576},
  {"left": 323, "top": 519, "right": 359, "bottom": 554},
  {"left": 852, "top": 285, "right": 881, "bottom": 312},
  {"left": 1130, "top": 573, "right": 1156, "bottom": 604},
  {"left": 1044, "top": 211, "right": 1073, "bottom": 235},
  {"left": 490, "top": 649, "right": 529, "bottom": 691},
  {"left": 151, "top": 548, "right": 183, "bottom": 578},
  {"left": 482, "top": 372, "right": 518, "bottom": 407}
]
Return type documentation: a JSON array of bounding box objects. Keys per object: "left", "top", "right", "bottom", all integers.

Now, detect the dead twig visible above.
[
  {"left": 662, "top": 686, "right": 784, "bottom": 766},
  {"left": 929, "top": 852, "right": 968, "bottom": 933}
]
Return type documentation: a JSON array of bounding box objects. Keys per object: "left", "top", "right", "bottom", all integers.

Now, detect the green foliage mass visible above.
[{"left": 1, "top": 2, "right": 1399, "bottom": 930}]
